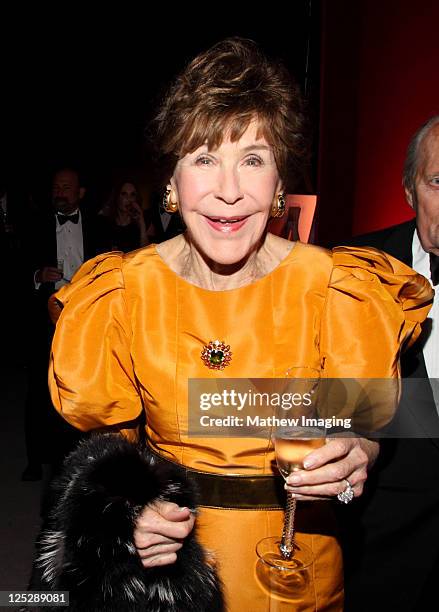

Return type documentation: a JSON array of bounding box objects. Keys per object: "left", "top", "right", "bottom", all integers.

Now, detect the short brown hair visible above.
[{"left": 153, "top": 38, "right": 308, "bottom": 191}]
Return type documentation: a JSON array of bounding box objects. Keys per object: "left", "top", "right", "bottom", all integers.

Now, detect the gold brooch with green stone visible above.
[{"left": 201, "top": 340, "right": 232, "bottom": 370}]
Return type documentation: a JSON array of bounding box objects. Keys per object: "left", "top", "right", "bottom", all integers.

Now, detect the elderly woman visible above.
[{"left": 46, "top": 39, "right": 432, "bottom": 610}]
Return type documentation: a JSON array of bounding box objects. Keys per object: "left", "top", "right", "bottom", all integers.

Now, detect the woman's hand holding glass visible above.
[
  {"left": 133, "top": 501, "right": 195, "bottom": 568},
  {"left": 284, "top": 437, "right": 379, "bottom": 501}
]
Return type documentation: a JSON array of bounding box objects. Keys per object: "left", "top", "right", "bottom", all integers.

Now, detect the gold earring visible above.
[
  {"left": 271, "top": 193, "right": 286, "bottom": 218},
  {"left": 162, "top": 186, "right": 178, "bottom": 214}
]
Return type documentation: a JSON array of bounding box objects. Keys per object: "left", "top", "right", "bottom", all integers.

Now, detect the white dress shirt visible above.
[
  {"left": 55, "top": 209, "right": 84, "bottom": 290},
  {"left": 34, "top": 209, "right": 85, "bottom": 290},
  {"left": 411, "top": 229, "right": 439, "bottom": 411}
]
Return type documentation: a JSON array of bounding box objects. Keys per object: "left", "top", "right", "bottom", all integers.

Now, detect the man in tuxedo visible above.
[
  {"left": 339, "top": 116, "right": 439, "bottom": 611},
  {"left": 23, "top": 167, "right": 102, "bottom": 481},
  {"left": 33, "top": 168, "right": 101, "bottom": 287}
]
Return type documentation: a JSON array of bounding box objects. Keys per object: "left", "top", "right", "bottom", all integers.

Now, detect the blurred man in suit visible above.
[
  {"left": 23, "top": 167, "right": 101, "bottom": 481},
  {"left": 33, "top": 167, "right": 100, "bottom": 289},
  {"left": 339, "top": 116, "right": 439, "bottom": 611}
]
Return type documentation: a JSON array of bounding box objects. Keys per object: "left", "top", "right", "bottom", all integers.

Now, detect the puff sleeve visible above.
[
  {"left": 48, "top": 253, "right": 143, "bottom": 432},
  {"left": 319, "top": 246, "right": 433, "bottom": 431}
]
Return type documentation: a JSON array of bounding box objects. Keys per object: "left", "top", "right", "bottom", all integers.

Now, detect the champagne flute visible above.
[
  {"left": 274, "top": 425, "right": 326, "bottom": 560},
  {"left": 256, "top": 368, "right": 325, "bottom": 597}
]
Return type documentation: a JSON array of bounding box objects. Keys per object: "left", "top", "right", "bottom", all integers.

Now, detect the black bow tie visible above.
[
  {"left": 429, "top": 253, "right": 439, "bottom": 286},
  {"left": 57, "top": 212, "right": 79, "bottom": 226}
]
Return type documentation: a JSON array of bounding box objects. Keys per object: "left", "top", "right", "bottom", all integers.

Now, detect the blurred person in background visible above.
[
  {"left": 338, "top": 116, "right": 439, "bottom": 612},
  {"left": 98, "top": 178, "right": 157, "bottom": 252},
  {"left": 22, "top": 166, "right": 102, "bottom": 481}
]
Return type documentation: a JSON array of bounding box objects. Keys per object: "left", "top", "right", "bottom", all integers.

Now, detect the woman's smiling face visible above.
[{"left": 170, "top": 121, "right": 283, "bottom": 266}]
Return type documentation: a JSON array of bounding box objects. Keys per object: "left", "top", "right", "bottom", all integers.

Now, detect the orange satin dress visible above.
[{"left": 48, "top": 241, "right": 433, "bottom": 612}]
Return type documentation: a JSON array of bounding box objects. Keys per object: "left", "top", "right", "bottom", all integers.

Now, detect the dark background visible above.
[
  {"left": 2, "top": 1, "right": 439, "bottom": 248},
  {"left": 1, "top": 2, "right": 322, "bottom": 367},
  {"left": 1, "top": 2, "right": 321, "bottom": 209}
]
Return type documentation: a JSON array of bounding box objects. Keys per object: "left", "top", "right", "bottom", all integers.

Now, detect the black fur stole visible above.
[{"left": 30, "top": 434, "right": 224, "bottom": 611}]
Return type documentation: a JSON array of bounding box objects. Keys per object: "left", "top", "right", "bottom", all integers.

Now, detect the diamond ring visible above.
[{"left": 337, "top": 479, "right": 354, "bottom": 504}]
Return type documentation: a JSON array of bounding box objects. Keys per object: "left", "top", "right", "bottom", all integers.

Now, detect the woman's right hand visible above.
[{"left": 133, "top": 501, "right": 195, "bottom": 568}]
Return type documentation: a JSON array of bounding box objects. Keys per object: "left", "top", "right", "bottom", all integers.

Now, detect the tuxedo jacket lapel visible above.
[
  {"left": 349, "top": 219, "right": 439, "bottom": 446},
  {"left": 81, "top": 210, "right": 94, "bottom": 261},
  {"left": 380, "top": 219, "right": 415, "bottom": 266}
]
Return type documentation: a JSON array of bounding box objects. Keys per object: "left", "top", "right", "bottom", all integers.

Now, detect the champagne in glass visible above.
[
  {"left": 276, "top": 428, "right": 326, "bottom": 478},
  {"left": 274, "top": 426, "right": 326, "bottom": 560},
  {"left": 256, "top": 368, "right": 323, "bottom": 599}
]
